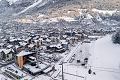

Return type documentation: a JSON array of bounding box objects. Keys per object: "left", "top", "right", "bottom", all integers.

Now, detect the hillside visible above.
[
  {"left": 0, "top": 0, "right": 120, "bottom": 26},
  {"left": 92, "top": 0, "right": 120, "bottom": 10}
]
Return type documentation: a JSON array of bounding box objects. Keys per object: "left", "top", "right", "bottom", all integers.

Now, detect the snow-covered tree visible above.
[{"left": 112, "top": 29, "right": 120, "bottom": 44}]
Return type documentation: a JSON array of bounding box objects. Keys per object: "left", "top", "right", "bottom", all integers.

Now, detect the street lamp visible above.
[{"left": 59, "top": 61, "right": 66, "bottom": 80}]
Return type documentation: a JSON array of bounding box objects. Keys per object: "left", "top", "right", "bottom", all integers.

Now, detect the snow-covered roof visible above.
[
  {"left": 17, "top": 51, "right": 34, "bottom": 56},
  {"left": 46, "top": 38, "right": 51, "bottom": 42},
  {"left": 60, "top": 40, "right": 68, "bottom": 44},
  {"left": 75, "top": 34, "right": 82, "bottom": 36},
  {"left": 83, "top": 33, "right": 88, "bottom": 36},
  {"left": 0, "top": 49, "right": 13, "bottom": 54},
  {"left": 4, "top": 65, "right": 26, "bottom": 77},
  {"left": 33, "top": 36, "right": 39, "bottom": 40},
  {"left": 28, "top": 44, "right": 34, "bottom": 48},
  {"left": 24, "top": 37, "right": 32, "bottom": 41},
  {"left": 7, "top": 45, "right": 13, "bottom": 48},
  {"left": 63, "top": 35, "right": 68, "bottom": 38},
  {"left": 19, "top": 42, "right": 27, "bottom": 46},
  {"left": 41, "top": 35, "right": 48, "bottom": 38},
  {"left": 23, "top": 62, "right": 48, "bottom": 73},
  {"left": 0, "top": 43, "right": 4, "bottom": 46},
  {"left": 10, "top": 38, "right": 17, "bottom": 42},
  {"left": 39, "top": 53, "right": 46, "bottom": 56},
  {"left": 39, "top": 38, "right": 43, "bottom": 41},
  {"left": 50, "top": 44, "right": 62, "bottom": 49},
  {"left": 88, "top": 36, "right": 101, "bottom": 39},
  {"left": 34, "top": 40, "right": 39, "bottom": 42},
  {"left": 15, "top": 45, "right": 20, "bottom": 49},
  {"left": 29, "top": 56, "right": 36, "bottom": 60}
]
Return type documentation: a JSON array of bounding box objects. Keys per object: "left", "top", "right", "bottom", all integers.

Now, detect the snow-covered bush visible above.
[{"left": 112, "top": 29, "right": 120, "bottom": 44}]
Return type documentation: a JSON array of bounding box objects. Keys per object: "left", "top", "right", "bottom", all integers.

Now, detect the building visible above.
[
  {"left": 16, "top": 51, "right": 36, "bottom": 68},
  {"left": 0, "top": 49, "right": 14, "bottom": 61}
]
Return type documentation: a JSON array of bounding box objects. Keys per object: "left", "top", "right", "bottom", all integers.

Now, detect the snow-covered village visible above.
[{"left": 0, "top": 0, "right": 120, "bottom": 80}]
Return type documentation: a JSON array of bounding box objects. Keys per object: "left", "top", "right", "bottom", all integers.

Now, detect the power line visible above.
[
  {"left": 91, "top": 68, "right": 120, "bottom": 73},
  {"left": 91, "top": 66, "right": 120, "bottom": 71},
  {"left": 63, "top": 72, "right": 84, "bottom": 78}
]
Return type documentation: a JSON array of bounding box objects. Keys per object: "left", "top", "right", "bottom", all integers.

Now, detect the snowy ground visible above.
[
  {"left": 54, "top": 64, "right": 88, "bottom": 80},
  {"left": 54, "top": 35, "right": 120, "bottom": 80},
  {"left": 0, "top": 35, "right": 120, "bottom": 80},
  {"left": 87, "top": 35, "right": 120, "bottom": 80},
  {"left": 32, "top": 75, "right": 51, "bottom": 80},
  {"left": 72, "top": 43, "right": 91, "bottom": 64},
  {"left": 0, "top": 74, "right": 12, "bottom": 80}
]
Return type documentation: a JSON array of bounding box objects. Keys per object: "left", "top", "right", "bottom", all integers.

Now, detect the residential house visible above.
[
  {"left": 19, "top": 42, "right": 28, "bottom": 49},
  {"left": 15, "top": 45, "right": 23, "bottom": 53},
  {"left": 24, "top": 37, "right": 32, "bottom": 44},
  {"left": 75, "top": 33, "right": 83, "bottom": 40},
  {"left": 0, "top": 49, "right": 14, "bottom": 61},
  {"left": 27, "top": 44, "right": 36, "bottom": 51},
  {"left": 60, "top": 40, "right": 68, "bottom": 50},
  {"left": 47, "top": 44, "right": 65, "bottom": 53},
  {"left": 7, "top": 45, "right": 14, "bottom": 49}
]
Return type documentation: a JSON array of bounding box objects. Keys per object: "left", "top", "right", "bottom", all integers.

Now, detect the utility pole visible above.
[
  {"left": 60, "top": 62, "right": 64, "bottom": 80},
  {"left": 62, "top": 63, "right": 64, "bottom": 80}
]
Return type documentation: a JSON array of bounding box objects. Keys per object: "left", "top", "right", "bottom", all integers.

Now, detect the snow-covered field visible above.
[
  {"left": 88, "top": 35, "right": 120, "bottom": 80},
  {"left": 91, "top": 36, "right": 120, "bottom": 69},
  {"left": 54, "top": 35, "right": 120, "bottom": 80}
]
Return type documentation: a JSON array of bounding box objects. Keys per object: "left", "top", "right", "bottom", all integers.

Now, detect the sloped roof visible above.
[{"left": 17, "top": 50, "right": 34, "bottom": 56}]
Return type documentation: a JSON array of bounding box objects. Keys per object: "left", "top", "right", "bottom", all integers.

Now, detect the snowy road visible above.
[{"left": 63, "top": 42, "right": 82, "bottom": 63}]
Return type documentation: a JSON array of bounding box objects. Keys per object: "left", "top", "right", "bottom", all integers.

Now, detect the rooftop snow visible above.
[
  {"left": 24, "top": 62, "right": 48, "bottom": 73},
  {"left": 4, "top": 65, "right": 26, "bottom": 77},
  {"left": 0, "top": 49, "right": 13, "bottom": 54},
  {"left": 17, "top": 51, "right": 34, "bottom": 56},
  {"left": 60, "top": 40, "right": 68, "bottom": 44},
  {"left": 28, "top": 44, "right": 34, "bottom": 48}
]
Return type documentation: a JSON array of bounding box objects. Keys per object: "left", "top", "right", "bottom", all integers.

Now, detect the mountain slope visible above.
[{"left": 0, "top": 0, "right": 120, "bottom": 23}]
